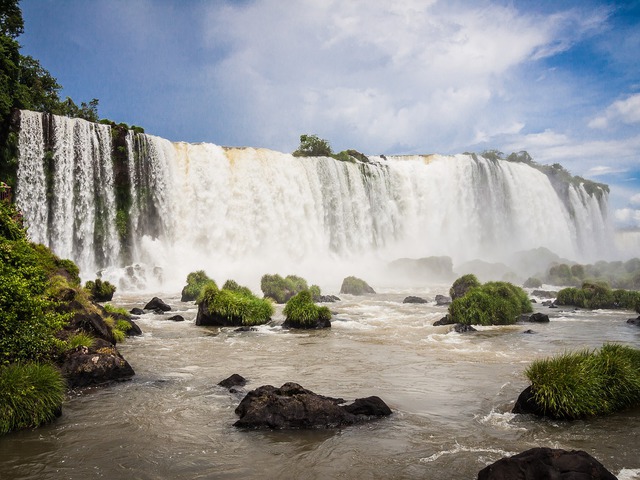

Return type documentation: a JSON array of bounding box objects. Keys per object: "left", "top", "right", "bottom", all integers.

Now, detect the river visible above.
[{"left": 1, "top": 287, "right": 639, "bottom": 479}]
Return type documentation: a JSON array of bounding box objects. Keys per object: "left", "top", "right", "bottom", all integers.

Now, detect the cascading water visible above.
[{"left": 15, "top": 110, "right": 611, "bottom": 291}]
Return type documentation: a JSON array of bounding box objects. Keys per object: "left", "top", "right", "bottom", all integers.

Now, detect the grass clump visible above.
[
  {"left": 449, "top": 273, "right": 480, "bottom": 300},
  {"left": 283, "top": 290, "right": 332, "bottom": 329},
  {"left": 84, "top": 278, "right": 116, "bottom": 302},
  {"left": 103, "top": 303, "right": 130, "bottom": 317},
  {"left": 0, "top": 363, "right": 66, "bottom": 434},
  {"left": 198, "top": 281, "right": 274, "bottom": 327},
  {"left": 66, "top": 332, "right": 95, "bottom": 350},
  {"left": 525, "top": 344, "right": 640, "bottom": 419},
  {"left": 181, "top": 270, "right": 214, "bottom": 302},
  {"left": 340, "top": 276, "right": 376, "bottom": 295},
  {"left": 261, "top": 274, "right": 309, "bottom": 303},
  {"left": 448, "top": 280, "right": 532, "bottom": 326},
  {"left": 556, "top": 281, "right": 640, "bottom": 310}
]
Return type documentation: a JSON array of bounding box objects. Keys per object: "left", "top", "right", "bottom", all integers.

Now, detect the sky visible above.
[{"left": 18, "top": 0, "right": 640, "bottom": 229}]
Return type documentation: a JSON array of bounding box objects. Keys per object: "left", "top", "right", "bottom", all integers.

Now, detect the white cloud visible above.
[
  {"left": 615, "top": 208, "right": 640, "bottom": 228},
  {"left": 585, "top": 165, "right": 629, "bottom": 177},
  {"left": 631, "top": 193, "right": 640, "bottom": 206},
  {"left": 588, "top": 93, "right": 640, "bottom": 129}
]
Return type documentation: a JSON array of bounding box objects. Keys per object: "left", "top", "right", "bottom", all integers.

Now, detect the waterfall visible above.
[{"left": 15, "top": 111, "right": 612, "bottom": 291}]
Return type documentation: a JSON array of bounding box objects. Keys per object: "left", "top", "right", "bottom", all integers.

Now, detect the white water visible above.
[{"left": 16, "top": 111, "right": 611, "bottom": 291}]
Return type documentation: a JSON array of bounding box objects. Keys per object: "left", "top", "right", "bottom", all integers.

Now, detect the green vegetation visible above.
[
  {"left": 0, "top": 362, "right": 65, "bottom": 434},
  {"left": 292, "top": 134, "right": 369, "bottom": 163},
  {"left": 523, "top": 277, "right": 543, "bottom": 288},
  {"left": 555, "top": 281, "right": 640, "bottom": 310},
  {"left": 222, "top": 279, "right": 253, "bottom": 297},
  {"left": 525, "top": 344, "right": 640, "bottom": 419},
  {"left": 309, "top": 284, "right": 322, "bottom": 302},
  {"left": 448, "top": 279, "right": 532, "bottom": 326},
  {"left": 181, "top": 270, "right": 214, "bottom": 302},
  {"left": 449, "top": 273, "right": 480, "bottom": 300},
  {"left": 545, "top": 259, "right": 640, "bottom": 290},
  {"left": 200, "top": 281, "right": 274, "bottom": 326},
  {"left": 261, "top": 273, "right": 310, "bottom": 303},
  {"left": 66, "top": 332, "right": 95, "bottom": 350},
  {"left": 103, "top": 303, "right": 130, "bottom": 317},
  {"left": 340, "top": 276, "right": 375, "bottom": 295},
  {"left": 283, "top": 290, "right": 331, "bottom": 328},
  {"left": 84, "top": 278, "right": 116, "bottom": 302}
]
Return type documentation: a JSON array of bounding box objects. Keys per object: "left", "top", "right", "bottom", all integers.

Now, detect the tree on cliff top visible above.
[{"left": 293, "top": 134, "right": 333, "bottom": 157}]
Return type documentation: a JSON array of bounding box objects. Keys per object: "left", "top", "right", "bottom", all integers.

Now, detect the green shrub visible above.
[
  {"left": 523, "top": 277, "right": 542, "bottom": 288},
  {"left": 283, "top": 290, "right": 332, "bottom": 328},
  {"left": 448, "top": 281, "right": 532, "bottom": 326},
  {"left": 222, "top": 279, "right": 253, "bottom": 297},
  {"left": 556, "top": 282, "right": 640, "bottom": 310},
  {"left": 292, "top": 134, "right": 333, "bottom": 157},
  {"left": 84, "top": 279, "right": 116, "bottom": 302},
  {"left": 181, "top": 270, "right": 214, "bottom": 302},
  {"left": 309, "top": 284, "right": 322, "bottom": 301},
  {"left": 525, "top": 344, "right": 640, "bottom": 419},
  {"left": 66, "top": 332, "right": 95, "bottom": 350},
  {"left": 260, "top": 273, "right": 309, "bottom": 303},
  {"left": 103, "top": 303, "right": 130, "bottom": 317},
  {"left": 0, "top": 363, "right": 66, "bottom": 434},
  {"left": 340, "top": 276, "right": 375, "bottom": 295},
  {"left": 201, "top": 286, "right": 274, "bottom": 326},
  {"left": 450, "top": 273, "right": 481, "bottom": 300}
]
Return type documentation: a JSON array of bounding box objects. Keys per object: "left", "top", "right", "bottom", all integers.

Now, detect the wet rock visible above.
[
  {"left": 403, "top": 296, "right": 429, "bottom": 304},
  {"left": 522, "top": 329, "right": 535, "bottom": 334},
  {"left": 130, "top": 307, "right": 145, "bottom": 315},
  {"left": 627, "top": 316, "right": 640, "bottom": 326},
  {"left": 144, "top": 296, "right": 171, "bottom": 312},
  {"left": 435, "top": 294, "right": 451, "bottom": 306},
  {"left": 168, "top": 315, "right": 184, "bottom": 322},
  {"left": 453, "top": 323, "right": 476, "bottom": 333},
  {"left": 433, "top": 315, "right": 455, "bottom": 326},
  {"left": 219, "top": 374, "right": 247, "bottom": 389},
  {"left": 235, "top": 326, "right": 257, "bottom": 332},
  {"left": 511, "top": 385, "right": 546, "bottom": 417},
  {"left": 317, "top": 295, "right": 341, "bottom": 303},
  {"left": 477, "top": 447, "right": 616, "bottom": 480},
  {"left": 524, "top": 312, "right": 550, "bottom": 323},
  {"left": 60, "top": 339, "right": 135, "bottom": 389},
  {"left": 531, "top": 290, "right": 558, "bottom": 299},
  {"left": 234, "top": 382, "right": 391, "bottom": 429}
]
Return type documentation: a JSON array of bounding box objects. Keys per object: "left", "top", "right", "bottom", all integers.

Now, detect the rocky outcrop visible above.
[
  {"left": 403, "top": 296, "right": 429, "bottom": 304},
  {"left": 60, "top": 339, "right": 135, "bottom": 389},
  {"left": 339, "top": 276, "right": 376, "bottom": 295},
  {"left": 435, "top": 294, "right": 451, "bottom": 305},
  {"left": 511, "top": 386, "right": 546, "bottom": 417},
  {"left": 233, "top": 382, "right": 391, "bottom": 429},
  {"left": 130, "top": 307, "right": 145, "bottom": 315},
  {"left": 144, "top": 297, "right": 171, "bottom": 312},
  {"left": 317, "top": 295, "right": 341, "bottom": 303},
  {"left": 477, "top": 447, "right": 616, "bottom": 480},
  {"left": 433, "top": 315, "right": 455, "bottom": 326},
  {"left": 219, "top": 374, "right": 247, "bottom": 389},
  {"left": 521, "top": 312, "right": 550, "bottom": 323}
]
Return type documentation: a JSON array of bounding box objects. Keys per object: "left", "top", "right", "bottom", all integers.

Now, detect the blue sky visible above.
[{"left": 19, "top": 0, "right": 640, "bottom": 228}]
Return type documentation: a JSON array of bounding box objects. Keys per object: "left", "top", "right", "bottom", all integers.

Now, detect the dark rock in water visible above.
[
  {"left": 435, "top": 294, "right": 451, "bottom": 306},
  {"left": 530, "top": 298, "right": 537, "bottom": 303},
  {"left": 144, "top": 296, "right": 171, "bottom": 312},
  {"left": 282, "top": 316, "right": 331, "bottom": 330},
  {"left": 130, "top": 307, "right": 145, "bottom": 315},
  {"left": 403, "top": 296, "right": 429, "bottom": 304},
  {"left": 512, "top": 385, "right": 546, "bottom": 417},
  {"left": 433, "top": 315, "right": 455, "bottom": 326},
  {"left": 219, "top": 374, "right": 247, "bottom": 389},
  {"left": 72, "top": 311, "right": 116, "bottom": 344},
  {"left": 531, "top": 289, "right": 558, "bottom": 299},
  {"left": 522, "top": 329, "right": 535, "bottom": 334},
  {"left": 153, "top": 309, "right": 166, "bottom": 315},
  {"left": 233, "top": 382, "right": 391, "bottom": 429},
  {"left": 524, "top": 312, "right": 550, "bottom": 323},
  {"left": 477, "top": 447, "right": 617, "bottom": 480},
  {"left": 235, "top": 326, "right": 257, "bottom": 332},
  {"left": 541, "top": 301, "right": 553, "bottom": 307},
  {"left": 453, "top": 323, "right": 476, "bottom": 333},
  {"left": 123, "top": 318, "right": 142, "bottom": 336},
  {"left": 60, "top": 339, "right": 135, "bottom": 389},
  {"left": 340, "top": 276, "right": 376, "bottom": 295},
  {"left": 317, "top": 295, "right": 341, "bottom": 303},
  {"left": 627, "top": 316, "right": 640, "bottom": 326},
  {"left": 168, "top": 315, "right": 184, "bottom": 322}
]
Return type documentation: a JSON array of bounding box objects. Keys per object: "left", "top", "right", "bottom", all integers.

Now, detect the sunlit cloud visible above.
[{"left": 588, "top": 93, "right": 640, "bottom": 129}]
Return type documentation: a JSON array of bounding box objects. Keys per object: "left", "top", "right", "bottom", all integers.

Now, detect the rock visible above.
[
  {"left": 317, "top": 295, "right": 341, "bottom": 303},
  {"left": 433, "top": 315, "right": 455, "bottom": 326},
  {"left": 531, "top": 289, "right": 558, "bottom": 299},
  {"left": 523, "top": 312, "right": 550, "bottom": 323},
  {"left": 60, "top": 339, "right": 135, "bottom": 389},
  {"left": 234, "top": 326, "right": 257, "bottom": 332},
  {"left": 72, "top": 311, "right": 115, "bottom": 344},
  {"left": 477, "top": 447, "right": 617, "bottom": 480},
  {"left": 435, "top": 294, "right": 451, "bottom": 305},
  {"left": 167, "top": 315, "right": 184, "bottom": 322},
  {"left": 219, "top": 374, "right": 247, "bottom": 389},
  {"left": 511, "top": 385, "right": 546, "bottom": 417},
  {"left": 282, "top": 316, "right": 331, "bottom": 330},
  {"left": 522, "top": 329, "right": 535, "bottom": 334},
  {"left": 339, "top": 276, "right": 376, "bottom": 295},
  {"left": 144, "top": 296, "right": 171, "bottom": 312},
  {"left": 402, "top": 296, "right": 429, "bottom": 304},
  {"left": 130, "top": 308, "right": 145, "bottom": 315},
  {"left": 233, "top": 382, "right": 391, "bottom": 429},
  {"left": 453, "top": 323, "right": 476, "bottom": 333},
  {"left": 627, "top": 316, "right": 640, "bottom": 326}
]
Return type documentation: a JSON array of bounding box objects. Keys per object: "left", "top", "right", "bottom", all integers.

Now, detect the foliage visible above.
[
  {"left": 261, "top": 273, "right": 309, "bottom": 303},
  {"left": 222, "top": 279, "right": 253, "bottom": 297},
  {"left": 525, "top": 344, "right": 640, "bottom": 419},
  {"left": 201, "top": 285, "right": 274, "bottom": 327},
  {"left": 523, "top": 277, "right": 542, "bottom": 288},
  {"left": 448, "top": 281, "right": 532, "bottom": 326},
  {"left": 546, "top": 258, "right": 640, "bottom": 290},
  {"left": 84, "top": 278, "right": 116, "bottom": 302},
  {"left": 340, "top": 276, "right": 375, "bottom": 295},
  {"left": 309, "top": 284, "right": 322, "bottom": 301},
  {"left": 103, "top": 303, "right": 130, "bottom": 317},
  {"left": 283, "top": 290, "right": 331, "bottom": 328},
  {"left": 293, "top": 134, "right": 333, "bottom": 157},
  {"left": 0, "top": 362, "right": 65, "bottom": 434},
  {"left": 66, "top": 332, "right": 95, "bottom": 350},
  {"left": 556, "top": 281, "right": 640, "bottom": 310},
  {"left": 449, "top": 273, "right": 480, "bottom": 300},
  {"left": 181, "top": 270, "right": 214, "bottom": 302}
]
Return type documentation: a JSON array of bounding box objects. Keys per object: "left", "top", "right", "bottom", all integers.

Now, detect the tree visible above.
[
  {"left": 292, "top": 134, "right": 333, "bottom": 157},
  {"left": 0, "top": 0, "right": 23, "bottom": 39}
]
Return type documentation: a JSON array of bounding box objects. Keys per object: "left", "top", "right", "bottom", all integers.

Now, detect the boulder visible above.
[
  {"left": 435, "top": 294, "right": 451, "bottom": 305},
  {"left": 511, "top": 385, "right": 546, "bottom": 417},
  {"left": 219, "top": 374, "right": 247, "bottom": 389},
  {"left": 144, "top": 297, "right": 171, "bottom": 312},
  {"left": 403, "top": 296, "right": 429, "bottom": 304},
  {"left": 60, "top": 339, "right": 135, "bottom": 389},
  {"left": 477, "top": 447, "right": 616, "bottom": 480},
  {"left": 532, "top": 290, "right": 558, "bottom": 299},
  {"left": 627, "top": 316, "right": 640, "bottom": 326},
  {"left": 234, "top": 382, "right": 391, "bottom": 429},
  {"left": 453, "top": 323, "right": 477, "bottom": 333},
  {"left": 317, "top": 295, "right": 341, "bottom": 303},
  {"left": 130, "top": 307, "right": 145, "bottom": 315},
  {"left": 168, "top": 315, "right": 184, "bottom": 322},
  {"left": 433, "top": 315, "right": 455, "bottom": 326},
  {"left": 340, "top": 276, "right": 376, "bottom": 295},
  {"left": 524, "top": 312, "right": 550, "bottom": 323}
]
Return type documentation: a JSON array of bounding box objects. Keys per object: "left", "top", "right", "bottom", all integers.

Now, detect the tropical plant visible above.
[
  {"left": 181, "top": 270, "right": 214, "bottom": 302},
  {"left": 449, "top": 273, "right": 480, "bottom": 300},
  {"left": 84, "top": 278, "right": 116, "bottom": 302},
  {"left": 66, "top": 332, "right": 95, "bottom": 350},
  {"left": 261, "top": 273, "right": 309, "bottom": 303},
  {"left": 200, "top": 284, "right": 274, "bottom": 326},
  {"left": 292, "top": 134, "right": 333, "bottom": 157},
  {"left": 283, "top": 290, "right": 331, "bottom": 328}
]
